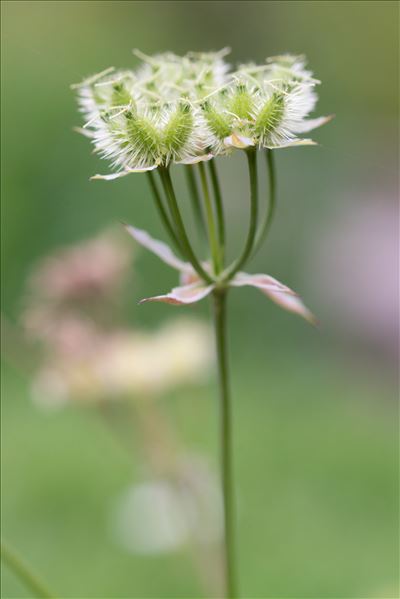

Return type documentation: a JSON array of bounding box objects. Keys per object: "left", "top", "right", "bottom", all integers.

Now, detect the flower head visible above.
[{"left": 73, "top": 50, "right": 332, "bottom": 179}]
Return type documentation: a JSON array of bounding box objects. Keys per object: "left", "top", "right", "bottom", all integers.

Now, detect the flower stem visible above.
[
  {"left": 221, "top": 149, "right": 258, "bottom": 282},
  {"left": 212, "top": 289, "right": 237, "bottom": 598},
  {"left": 184, "top": 165, "right": 207, "bottom": 240},
  {"left": 198, "top": 161, "right": 221, "bottom": 274},
  {"left": 251, "top": 149, "right": 276, "bottom": 256},
  {"left": 208, "top": 159, "right": 225, "bottom": 264},
  {"left": 1, "top": 541, "right": 55, "bottom": 599},
  {"left": 159, "top": 167, "right": 213, "bottom": 284},
  {"left": 146, "top": 171, "right": 183, "bottom": 255}
]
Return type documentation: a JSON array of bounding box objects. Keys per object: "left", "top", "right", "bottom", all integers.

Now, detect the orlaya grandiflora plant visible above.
[{"left": 73, "top": 48, "right": 331, "bottom": 598}]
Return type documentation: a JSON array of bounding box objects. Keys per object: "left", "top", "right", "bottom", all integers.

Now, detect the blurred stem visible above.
[
  {"left": 184, "top": 165, "right": 207, "bottom": 240},
  {"left": 251, "top": 149, "right": 276, "bottom": 256},
  {"left": 208, "top": 159, "right": 225, "bottom": 265},
  {"left": 146, "top": 171, "right": 183, "bottom": 255},
  {"left": 198, "top": 161, "right": 221, "bottom": 275},
  {"left": 159, "top": 167, "right": 213, "bottom": 284},
  {"left": 212, "top": 289, "right": 237, "bottom": 599},
  {"left": 1, "top": 541, "right": 55, "bottom": 599},
  {"left": 221, "top": 149, "right": 258, "bottom": 282}
]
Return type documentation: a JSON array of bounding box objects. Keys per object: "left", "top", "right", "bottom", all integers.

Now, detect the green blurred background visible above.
[{"left": 1, "top": 1, "right": 398, "bottom": 597}]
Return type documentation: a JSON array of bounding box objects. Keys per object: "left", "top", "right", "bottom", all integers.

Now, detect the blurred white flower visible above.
[
  {"left": 112, "top": 480, "right": 190, "bottom": 554},
  {"left": 31, "top": 318, "right": 213, "bottom": 406},
  {"left": 111, "top": 455, "right": 222, "bottom": 555},
  {"left": 98, "top": 318, "right": 213, "bottom": 397}
]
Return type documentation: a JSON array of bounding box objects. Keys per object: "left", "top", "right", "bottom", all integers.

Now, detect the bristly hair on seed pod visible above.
[
  {"left": 73, "top": 69, "right": 140, "bottom": 128},
  {"left": 89, "top": 99, "right": 211, "bottom": 176},
  {"left": 199, "top": 81, "right": 256, "bottom": 152},
  {"left": 133, "top": 48, "right": 232, "bottom": 103},
  {"left": 219, "top": 54, "right": 332, "bottom": 150}
]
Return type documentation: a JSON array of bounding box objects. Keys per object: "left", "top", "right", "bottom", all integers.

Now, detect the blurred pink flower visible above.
[
  {"left": 310, "top": 192, "right": 398, "bottom": 354},
  {"left": 20, "top": 229, "right": 213, "bottom": 408},
  {"left": 26, "top": 230, "right": 131, "bottom": 303},
  {"left": 22, "top": 311, "right": 102, "bottom": 356},
  {"left": 21, "top": 229, "right": 132, "bottom": 352}
]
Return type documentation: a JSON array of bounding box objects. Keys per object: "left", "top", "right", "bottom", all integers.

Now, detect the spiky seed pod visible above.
[
  {"left": 201, "top": 99, "right": 231, "bottom": 141},
  {"left": 254, "top": 92, "right": 285, "bottom": 142},
  {"left": 163, "top": 102, "right": 194, "bottom": 161}
]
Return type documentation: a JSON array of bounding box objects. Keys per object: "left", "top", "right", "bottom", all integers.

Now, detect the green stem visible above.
[
  {"left": 208, "top": 159, "right": 225, "bottom": 264},
  {"left": 198, "top": 161, "right": 221, "bottom": 274},
  {"left": 212, "top": 289, "right": 237, "bottom": 599},
  {"left": 158, "top": 167, "right": 214, "bottom": 284},
  {"left": 221, "top": 149, "right": 258, "bottom": 282},
  {"left": 146, "top": 171, "right": 183, "bottom": 255},
  {"left": 184, "top": 165, "right": 207, "bottom": 240},
  {"left": 1, "top": 541, "right": 55, "bottom": 599},
  {"left": 251, "top": 149, "right": 276, "bottom": 256}
]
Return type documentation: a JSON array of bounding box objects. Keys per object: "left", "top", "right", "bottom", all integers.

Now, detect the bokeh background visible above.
[{"left": 1, "top": 1, "right": 398, "bottom": 598}]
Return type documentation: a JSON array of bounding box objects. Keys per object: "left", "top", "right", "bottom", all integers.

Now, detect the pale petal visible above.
[
  {"left": 231, "top": 272, "right": 317, "bottom": 324},
  {"left": 73, "top": 126, "right": 96, "bottom": 139},
  {"left": 291, "top": 115, "right": 334, "bottom": 134},
  {"left": 91, "top": 172, "right": 131, "bottom": 181},
  {"left": 140, "top": 282, "right": 215, "bottom": 306},
  {"left": 177, "top": 154, "right": 214, "bottom": 165},
  {"left": 179, "top": 260, "right": 212, "bottom": 286},
  {"left": 91, "top": 165, "right": 157, "bottom": 181},
  {"left": 231, "top": 272, "right": 295, "bottom": 292},
  {"left": 224, "top": 133, "right": 255, "bottom": 149},
  {"left": 179, "top": 269, "right": 201, "bottom": 286},
  {"left": 124, "top": 224, "right": 189, "bottom": 272},
  {"left": 127, "top": 165, "right": 158, "bottom": 173},
  {"left": 266, "top": 138, "right": 317, "bottom": 149}
]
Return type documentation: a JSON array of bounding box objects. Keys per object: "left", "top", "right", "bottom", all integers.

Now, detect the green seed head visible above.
[
  {"left": 201, "top": 101, "right": 232, "bottom": 140},
  {"left": 254, "top": 93, "right": 285, "bottom": 139},
  {"left": 163, "top": 102, "right": 194, "bottom": 158},
  {"left": 228, "top": 84, "right": 254, "bottom": 120},
  {"left": 124, "top": 112, "right": 161, "bottom": 162}
]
